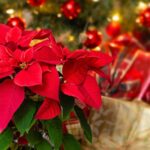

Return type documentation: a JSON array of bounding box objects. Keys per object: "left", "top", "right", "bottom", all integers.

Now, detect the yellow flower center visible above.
[{"left": 19, "top": 62, "right": 27, "bottom": 69}]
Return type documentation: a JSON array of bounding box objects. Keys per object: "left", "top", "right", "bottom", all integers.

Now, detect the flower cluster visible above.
[{"left": 0, "top": 24, "right": 112, "bottom": 133}]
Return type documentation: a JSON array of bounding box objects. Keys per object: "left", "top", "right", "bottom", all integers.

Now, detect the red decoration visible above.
[
  {"left": 138, "top": 7, "right": 150, "bottom": 27},
  {"left": 84, "top": 29, "right": 102, "bottom": 48},
  {"left": 61, "top": 0, "right": 81, "bottom": 20},
  {"left": 7, "top": 17, "right": 26, "bottom": 30},
  {"left": 106, "top": 22, "right": 121, "bottom": 37},
  {"left": 27, "top": 0, "right": 46, "bottom": 7}
]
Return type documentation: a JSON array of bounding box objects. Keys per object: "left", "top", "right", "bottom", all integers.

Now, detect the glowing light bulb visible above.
[
  {"left": 57, "top": 13, "right": 62, "bottom": 18},
  {"left": 68, "top": 35, "right": 75, "bottom": 42},
  {"left": 6, "top": 9, "right": 14, "bottom": 15},
  {"left": 138, "top": 2, "right": 147, "bottom": 10},
  {"left": 112, "top": 14, "right": 120, "bottom": 22},
  {"left": 92, "top": 0, "right": 99, "bottom": 2}
]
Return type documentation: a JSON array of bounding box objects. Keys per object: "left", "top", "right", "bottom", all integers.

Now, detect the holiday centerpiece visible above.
[{"left": 0, "top": 24, "right": 112, "bottom": 150}]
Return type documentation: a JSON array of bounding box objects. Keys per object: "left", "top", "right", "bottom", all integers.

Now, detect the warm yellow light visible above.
[
  {"left": 112, "top": 14, "right": 120, "bottom": 22},
  {"left": 137, "top": 2, "right": 147, "bottom": 10},
  {"left": 6, "top": 9, "right": 14, "bottom": 15},
  {"left": 68, "top": 35, "right": 75, "bottom": 42},
  {"left": 92, "top": 0, "right": 99, "bottom": 2},
  {"left": 57, "top": 13, "right": 62, "bottom": 18}
]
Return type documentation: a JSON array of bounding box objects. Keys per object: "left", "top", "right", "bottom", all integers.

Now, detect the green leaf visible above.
[
  {"left": 14, "top": 100, "right": 37, "bottom": 135},
  {"left": 45, "top": 117, "right": 63, "bottom": 150},
  {"left": 63, "top": 134, "right": 81, "bottom": 150},
  {"left": 60, "top": 93, "right": 74, "bottom": 120},
  {"left": 26, "top": 130, "right": 43, "bottom": 146},
  {"left": 36, "top": 140, "right": 52, "bottom": 150},
  {"left": 74, "top": 106, "right": 92, "bottom": 143},
  {"left": 0, "top": 128, "right": 13, "bottom": 150}
]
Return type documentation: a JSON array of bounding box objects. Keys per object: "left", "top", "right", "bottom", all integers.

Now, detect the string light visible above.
[
  {"left": 68, "top": 35, "right": 75, "bottom": 42},
  {"left": 112, "top": 13, "right": 120, "bottom": 22},
  {"left": 57, "top": 13, "right": 62, "bottom": 18},
  {"left": 92, "top": 0, "right": 100, "bottom": 2},
  {"left": 137, "top": 1, "right": 147, "bottom": 11},
  {"left": 6, "top": 9, "right": 14, "bottom": 15}
]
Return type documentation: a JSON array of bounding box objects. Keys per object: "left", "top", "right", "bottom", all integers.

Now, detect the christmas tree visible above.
[{"left": 0, "top": 0, "right": 149, "bottom": 50}]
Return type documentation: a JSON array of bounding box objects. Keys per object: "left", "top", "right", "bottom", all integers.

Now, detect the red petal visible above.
[
  {"left": 30, "top": 66, "right": 60, "bottom": 101},
  {"left": 0, "top": 45, "right": 14, "bottom": 77},
  {"left": 0, "top": 70, "right": 14, "bottom": 79},
  {"left": 86, "top": 51, "right": 113, "bottom": 68},
  {"left": 33, "top": 40, "right": 50, "bottom": 52},
  {"left": 67, "top": 49, "right": 87, "bottom": 59},
  {"left": 34, "top": 46, "right": 61, "bottom": 65},
  {"left": 0, "top": 24, "right": 10, "bottom": 43},
  {"left": 35, "top": 99, "right": 61, "bottom": 120},
  {"left": 0, "top": 45, "right": 13, "bottom": 59},
  {"left": 61, "top": 83, "right": 85, "bottom": 102},
  {"left": 63, "top": 59, "right": 88, "bottom": 84},
  {"left": 6, "top": 27, "right": 22, "bottom": 43},
  {"left": 14, "top": 62, "right": 42, "bottom": 87},
  {"left": 18, "top": 30, "right": 37, "bottom": 47},
  {"left": 13, "top": 48, "right": 33, "bottom": 63},
  {"left": 61, "top": 75, "right": 101, "bottom": 109},
  {"left": 34, "top": 29, "right": 51, "bottom": 39},
  {"left": 82, "top": 75, "right": 102, "bottom": 109},
  {"left": 34, "top": 33, "right": 65, "bottom": 64},
  {"left": 0, "top": 80, "right": 24, "bottom": 132}
]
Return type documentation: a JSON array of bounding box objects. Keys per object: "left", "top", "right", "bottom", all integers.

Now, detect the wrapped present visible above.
[
  {"left": 63, "top": 107, "right": 90, "bottom": 140},
  {"left": 82, "top": 96, "right": 150, "bottom": 150},
  {"left": 63, "top": 113, "right": 83, "bottom": 140},
  {"left": 102, "top": 50, "right": 150, "bottom": 100}
]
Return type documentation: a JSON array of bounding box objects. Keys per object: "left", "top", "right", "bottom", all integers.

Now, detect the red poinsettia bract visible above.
[
  {"left": 0, "top": 24, "right": 61, "bottom": 132},
  {"left": 61, "top": 50, "right": 113, "bottom": 109},
  {"left": 0, "top": 24, "right": 112, "bottom": 132}
]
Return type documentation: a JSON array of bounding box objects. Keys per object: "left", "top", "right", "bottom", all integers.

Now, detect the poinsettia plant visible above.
[{"left": 0, "top": 24, "right": 112, "bottom": 150}]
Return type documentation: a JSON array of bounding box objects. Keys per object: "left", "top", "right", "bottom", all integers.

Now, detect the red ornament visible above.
[
  {"left": 84, "top": 29, "right": 102, "bottom": 48},
  {"left": 27, "top": 0, "right": 46, "bottom": 7},
  {"left": 138, "top": 7, "right": 150, "bottom": 27},
  {"left": 7, "top": 17, "right": 26, "bottom": 30},
  {"left": 61, "top": 0, "right": 81, "bottom": 20},
  {"left": 106, "top": 22, "right": 121, "bottom": 37}
]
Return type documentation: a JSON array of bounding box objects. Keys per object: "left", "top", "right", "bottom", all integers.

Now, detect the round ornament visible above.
[
  {"left": 138, "top": 7, "right": 150, "bottom": 27},
  {"left": 84, "top": 29, "right": 102, "bottom": 48},
  {"left": 27, "top": 0, "right": 46, "bottom": 7},
  {"left": 106, "top": 22, "right": 121, "bottom": 37},
  {"left": 61, "top": 0, "right": 81, "bottom": 20},
  {"left": 7, "top": 17, "right": 26, "bottom": 30}
]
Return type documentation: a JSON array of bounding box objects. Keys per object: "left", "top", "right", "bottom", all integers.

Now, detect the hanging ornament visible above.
[
  {"left": 106, "top": 22, "right": 121, "bottom": 37},
  {"left": 7, "top": 16, "right": 26, "bottom": 30},
  {"left": 83, "top": 29, "right": 102, "bottom": 49},
  {"left": 61, "top": 0, "right": 81, "bottom": 20},
  {"left": 138, "top": 7, "right": 150, "bottom": 27},
  {"left": 27, "top": 0, "right": 46, "bottom": 7}
]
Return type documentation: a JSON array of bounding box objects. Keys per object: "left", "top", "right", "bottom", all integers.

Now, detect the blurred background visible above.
[{"left": 0, "top": 0, "right": 149, "bottom": 49}]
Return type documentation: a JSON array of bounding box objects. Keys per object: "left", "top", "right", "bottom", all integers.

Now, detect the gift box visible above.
[
  {"left": 82, "top": 96, "right": 150, "bottom": 150},
  {"left": 102, "top": 49, "right": 150, "bottom": 101}
]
